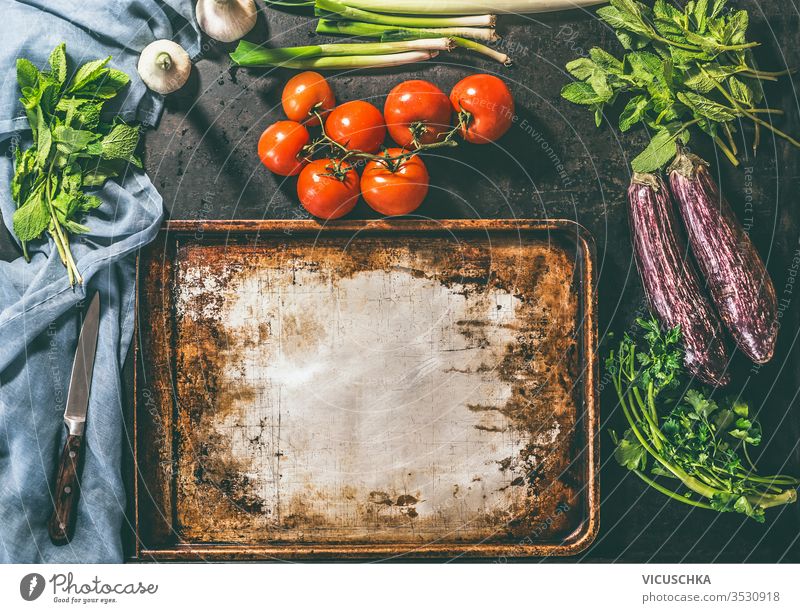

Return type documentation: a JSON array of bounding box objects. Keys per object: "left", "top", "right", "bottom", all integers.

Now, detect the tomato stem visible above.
[{"left": 303, "top": 107, "right": 461, "bottom": 170}]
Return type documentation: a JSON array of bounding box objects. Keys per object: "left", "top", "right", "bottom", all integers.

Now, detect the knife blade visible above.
[{"left": 49, "top": 293, "right": 100, "bottom": 546}]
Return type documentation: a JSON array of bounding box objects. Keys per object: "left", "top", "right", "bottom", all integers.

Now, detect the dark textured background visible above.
[{"left": 4, "top": 1, "right": 800, "bottom": 562}]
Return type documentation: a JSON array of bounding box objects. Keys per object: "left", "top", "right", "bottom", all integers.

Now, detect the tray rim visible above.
[{"left": 131, "top": 218, "right": 599, "bottom": 561}]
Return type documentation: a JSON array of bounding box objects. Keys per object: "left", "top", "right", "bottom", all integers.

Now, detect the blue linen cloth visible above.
[{"left": 0, "top": 1, "right": 199, "bottom": 562}]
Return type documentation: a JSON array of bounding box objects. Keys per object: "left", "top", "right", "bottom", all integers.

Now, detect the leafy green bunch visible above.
[
  {"left": 12, "top": 43, "right": 140, "bottom": 285},
  {"left": 607, "top": 318, "right": 799, "bottom": 522},
  {"left": 561, "top": 0, "right": 799, "bottom": 172}
]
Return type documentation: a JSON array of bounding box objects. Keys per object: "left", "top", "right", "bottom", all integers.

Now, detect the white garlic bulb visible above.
[
  {"left": 137, "top": 40, "right": 191, "bottom": 95},
  {"left": 196, "top": 0, "right": 258, "bottom": 43}
]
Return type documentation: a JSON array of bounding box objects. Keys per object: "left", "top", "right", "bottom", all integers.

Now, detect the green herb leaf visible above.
[
  {"left": 728, "top": 75, "right": 754, "bottom": 107},
  {"left": 99, "top": 123, "right": 140, "bottom": 161},
  {"left": 563, "top": 0, "right": 797, "bottom": 170},
  {"left": 604, "top": 316, "right": 799, "bottom": 521},
  {"left": 589, "top": 47, "right": 624, "bottom": 75},
  {"left": 631, "top": 127, "right": 679, "bottom": 172},
  {"left": 561, "top": 81, "right": 610, "bottom": 106},
  {"left": 16, "top": 58, "right": 39, "bottom": 91},
  {"left": 54, "top": 125, "right": 96, "bottom": 155},
  {"left": 614, "top": 431, "right": 647, "bottom": 470},
  {"left": 692, "top": 0, "right": 709, "bottom": 33},
  {"left": 566, "top": 58, "right": 600, "bottom": 81},
  {"left": 68, "top": 56, "right": 111, "bottom": 93},
  {"left": 48, "top": 43, "right": 68, "bottom": 85},
  {"left": 619, "top": 95, "right": 649, "bottom": 131},
  {"left": 677, "top": 91, "right": 737, "bottom": 121},
  {"left": 10, "top": 43, "right": 138, "bottom": 285},
  {"left": 81, "top": 160, "right": 123, "bottom": 187},
  {"left": 35, "top": 107, "right": 52, "bottom": 168},
  {"left": 12, "top": 189, "right": 50, "bottom": 242}
]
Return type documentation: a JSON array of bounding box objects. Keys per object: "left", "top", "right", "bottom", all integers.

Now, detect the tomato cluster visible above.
[{"left": 257, "top": 71, "right": 515, "bottom": 220}]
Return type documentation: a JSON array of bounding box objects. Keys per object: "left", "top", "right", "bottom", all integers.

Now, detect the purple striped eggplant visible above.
[
  {"left": 628, "top": 173, "right": 730, "bottom": 386},
  {"left": 668, "top": 152, "right": 778, "bottom": 364}
]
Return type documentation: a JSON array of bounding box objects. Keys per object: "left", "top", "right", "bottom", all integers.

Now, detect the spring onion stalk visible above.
[
  {"left": 316, "top": 18, "right": 498, "bottom": 42},
  {"left": 230, "top": 38, "right": 452, "bottom": 66},
  {"left": 241, "top": 50, "right": 439, "bottom": 70},
  {"left": 315, "top": 0, "right": 495, "bottom": 27},
  {"left": 314, "top": 20, "right": 508, "bottom": 64},
  {"left": 338, "top": 0, "right": 606, "bottom": 14},
  {"left": 450, "top": 36, "right": 510, "bottom": 65},
  {"left": 375, "top": 29, "right": 509, "bottom": 64}
]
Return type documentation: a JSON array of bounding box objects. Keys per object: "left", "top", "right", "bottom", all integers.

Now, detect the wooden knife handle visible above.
[{"left": 48, "top": 434, "right": 84, "bottom": 546}]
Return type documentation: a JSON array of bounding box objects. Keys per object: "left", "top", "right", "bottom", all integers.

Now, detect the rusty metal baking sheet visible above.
[{"left": 133, "top": 220, "right": 598, "bottom": 560}]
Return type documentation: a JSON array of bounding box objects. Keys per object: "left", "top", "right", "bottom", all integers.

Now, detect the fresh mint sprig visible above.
[
  {"left": 12, "top": 43, "right": 140, "bottom": 286},
  {"left": 561, "top": 0, "right": 799, "bottom": 172}
]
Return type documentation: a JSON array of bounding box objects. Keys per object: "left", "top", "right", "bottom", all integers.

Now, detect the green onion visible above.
[
  {"left": 315, "top": 20, "right": 509, "bottom": 64},
  {"left": 230, "top": 39, "right": 445, "bottom": 69},
  {"left": 316, "top": 18, "right": 498, "bottom": 42},
  {"left": 251, "top": 51, "right": 439, "bottom": 70},
  {"left": 337, "top": 0, "right": 605, "bottom": 14},
  {"left": 230, "top": 38, "right": 453, "bottom": 67},
  {"left": 450, "top": 36, "right": 510, "bottom": 65},
  {"left": 315, "top": 0, "right": 495, "bottom": 27}
]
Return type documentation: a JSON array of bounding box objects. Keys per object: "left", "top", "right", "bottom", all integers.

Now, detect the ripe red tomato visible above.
[
  {"left": 282, "top": 71, "right": 336, "bottom": 126},
  {"left": 296, "top": 158, "right": 360, "bottom": 220},
  {"left": 257, "top": 121, "right": 309, "bottom": 176},
  {"left": 361, "top": 148, "right": 429, "bottom": 216},
  {"left": 450, "top": 74, "right": 515, "bottom": 144},
  {"left": 383, "top": 80, "right": 451, "bottom": 148},
  {"left": 325, "top": 100, "right": 386, "bottom": 153}
]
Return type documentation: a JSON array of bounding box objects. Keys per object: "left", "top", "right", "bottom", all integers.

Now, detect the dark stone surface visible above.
[{"left": 4, "top": 1, "right": 800, "bottom": 562}]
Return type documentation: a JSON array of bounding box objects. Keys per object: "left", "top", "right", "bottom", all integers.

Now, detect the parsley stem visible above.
[
  {"left": 616, "top": 378, "right": 721, "bottom": 500},
  {"left": 633, "top": 384, "right": 665, "bottom": 447},
  {"left": 737, "top": 474, "right": 800, "bottom": 486},
  {"left": 747, "top": 489, "right": 798, "bottom": 509},
  {"left": 631, "top": 469, "right": 715, "bottom": 510}
]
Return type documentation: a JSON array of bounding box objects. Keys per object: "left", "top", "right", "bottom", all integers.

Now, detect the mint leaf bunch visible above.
[
  {"left": 607, "top": 317, "right": 799, "bottom": 521},
  {"left": 561, "top": 0, "right": 800, "bottom": 172},
  {"left": 12, "top": 43, "right": 140, "bottom": 285}
]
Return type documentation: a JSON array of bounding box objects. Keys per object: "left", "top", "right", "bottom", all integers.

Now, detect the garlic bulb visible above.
[
  {"left": 196, "top": 0, "right": 258, "bottom": 43},
  {"left": 138, "top": 40, "right": 191, "bottom": 95}
]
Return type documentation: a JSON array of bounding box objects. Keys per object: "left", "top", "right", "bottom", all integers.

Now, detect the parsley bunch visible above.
[
  {"left": 11, "top": 43, "right": 141, "bottom": 285},
  {"left": 607, "top": 318, "right": 799, "bottom": 522},
  {"left": 561, "top": 0, "right": 799, "bottom": 172}
]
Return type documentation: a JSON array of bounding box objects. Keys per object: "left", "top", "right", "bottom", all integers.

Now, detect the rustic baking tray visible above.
[{"left": 131, "top": 219, "right": 598, "bottom": 561}]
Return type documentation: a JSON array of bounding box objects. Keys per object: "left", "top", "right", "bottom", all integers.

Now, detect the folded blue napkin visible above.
[{"left": 0, "top": 0, "right": 199, "bottom": 562}]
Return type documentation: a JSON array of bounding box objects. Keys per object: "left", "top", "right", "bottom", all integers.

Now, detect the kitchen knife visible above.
[{"left": 48, "top": 293, "right": 100, "bottom": 546}]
